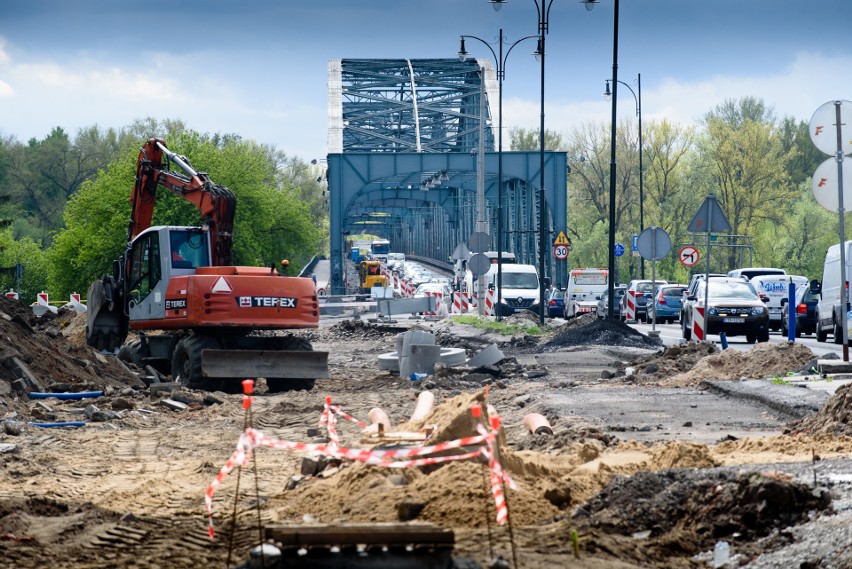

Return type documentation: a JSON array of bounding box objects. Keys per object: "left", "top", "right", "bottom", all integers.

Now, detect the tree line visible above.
[
  {"left": 0, "top": 97, "right": 840, "bottom": 303},
  {"left": 511, "top": 96, "right": 834, "bottom": 285},
  {"left": 0, "top": 118, "right": 328, "bottom": 302}
]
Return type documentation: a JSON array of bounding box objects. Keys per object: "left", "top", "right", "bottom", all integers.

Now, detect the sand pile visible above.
[{"left": 652, "top": 341, "right": 814, "bottom": 387}]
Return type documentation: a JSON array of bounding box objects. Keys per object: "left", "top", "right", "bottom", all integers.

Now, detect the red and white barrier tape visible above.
[{"left": 206, "top": 395, "right": 512, "bottom": 539}]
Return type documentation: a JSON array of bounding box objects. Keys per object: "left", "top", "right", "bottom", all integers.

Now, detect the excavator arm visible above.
[
  {"left": 130, "top": 139, "right": 236, "bottom": 266},
  {"left": 87, "top": 139, "right": 237, "bottom": 352}
]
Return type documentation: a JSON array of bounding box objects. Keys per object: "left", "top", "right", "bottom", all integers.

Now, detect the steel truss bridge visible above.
[{"left": 326, "top": 58, "right": 567, "bottom": 294}]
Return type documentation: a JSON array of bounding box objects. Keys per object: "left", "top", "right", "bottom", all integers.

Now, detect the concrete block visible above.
[
  {"left": 466, "top": 344, "right": 505, "bottom": 367},
  {"left": 819, "top": 359, "right": 852, "bottom": 374}
]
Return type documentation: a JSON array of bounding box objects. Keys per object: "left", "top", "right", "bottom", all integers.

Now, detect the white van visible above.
[
  {"left": 816, "top": 241, "right": 852, "bottom": 343},
  {"left": 564, "top": 268, "right": 608, "bottom": 318},
  {"left": 465, "top": 262, "right": 540, "bottom": 316},
  {"left": 726, "top": 267, "right": 786, "bottom": 281},
  {"left": 749, "top": 274, "right": 809, "bottom": 331}
]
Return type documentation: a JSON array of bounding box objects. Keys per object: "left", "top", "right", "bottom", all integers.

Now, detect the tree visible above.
[
  {"left": 48, "top": 132, "right": 323, "bottom": 296},
  {"left": 694, "top": 98, "right": 797, "bottom": 269},
  {"left": 509, "top": 127, "right": 564, "bottom": 151},
  {"left": 0, "top": 229, "right": 49, "bottom": 302}
]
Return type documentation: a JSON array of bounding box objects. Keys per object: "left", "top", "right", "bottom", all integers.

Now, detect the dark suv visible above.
[{"left": 682, "top": 277, "right": 769, "bottom": 343}]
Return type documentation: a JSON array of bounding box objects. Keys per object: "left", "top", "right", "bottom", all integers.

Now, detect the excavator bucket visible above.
[
  {"left": 86, "top": 277, "right": 128, "bottom": 352},
  {"left": 200, "top": 349, "right": 330, "bottom": 380}
]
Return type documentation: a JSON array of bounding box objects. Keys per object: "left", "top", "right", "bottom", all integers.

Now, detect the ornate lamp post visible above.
[
  {"left": 605, "top": 74, "right": 643, "bottom": 278},
  {"left": 458, "top": 30, "right": 538, "bottom": 321}
]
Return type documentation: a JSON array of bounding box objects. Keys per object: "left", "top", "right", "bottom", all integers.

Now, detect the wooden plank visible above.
[{"left": 265, "top": 523, "right": 454, "bottom": 546}]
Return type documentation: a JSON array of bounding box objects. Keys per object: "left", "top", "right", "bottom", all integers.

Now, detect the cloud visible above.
[
  {"left": 0, "top": 36, "right": 9, "bottom": 65},
  {"left": 501, "top": 52, "right": 852, "bottom": 139}
]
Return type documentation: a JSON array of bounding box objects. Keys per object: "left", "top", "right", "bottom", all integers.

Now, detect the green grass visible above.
[
  {"left": 449, "top": 315, "right": 545, "bottom": 336},
  {"left": 769, "top": 376, "right": 791, "bottom": 385}
]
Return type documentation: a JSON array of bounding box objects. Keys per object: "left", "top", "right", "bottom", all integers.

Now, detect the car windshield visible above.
[
  {"left": 503, "top": 273, "right": 538, "bottom": 289},
  {"left": 662, "top": 287, "right": 686, "bottom": 297},
  {"left": 636, "top": 282, "right": 661, "bottom": 293},
  {"left": 700, "top": 281, "right": 759, "bottom": 299}
]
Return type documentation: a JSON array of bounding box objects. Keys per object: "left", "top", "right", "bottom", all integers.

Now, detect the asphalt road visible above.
[{"left": 629, "top": 319, "right": 847, "bottom": 358}]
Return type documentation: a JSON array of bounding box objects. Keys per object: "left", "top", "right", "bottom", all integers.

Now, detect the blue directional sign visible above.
[
  {"left": 614, "top": 243, "right": 625, "bottom": 257},
  {"left": 631, "top": 235, "right": 638, "bottom": 252}
]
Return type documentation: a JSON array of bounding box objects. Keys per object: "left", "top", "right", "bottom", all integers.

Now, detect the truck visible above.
[
  {"left": 358, "top": 259, "right": 389, "bottom": 292},
  {"left": 85, "top": 138, "right": 328, "bottom": 391},
  {"left": 370, "top": 238, "right": 391, "bottom": 263},
  {"left": 564, "top": 268, "right": 608, "bottom": 319}
]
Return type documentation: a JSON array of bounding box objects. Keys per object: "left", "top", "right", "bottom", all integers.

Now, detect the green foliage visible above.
[
  {"left": 0, "top": 229, "right": 49, "bottom": 303},
  {"left": 449, "top": 314, "right": 544, "bottom": 336},
  {"left": 509, "top": 127, "right": 564, "bottom": 151},
  {"left": 47, "top": 132, "right": 323, "bottom": 295}
]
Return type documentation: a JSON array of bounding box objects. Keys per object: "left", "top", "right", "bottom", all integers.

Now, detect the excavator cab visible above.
[{"left": 127, "top": 226, "right": 210, "bottom": 323}]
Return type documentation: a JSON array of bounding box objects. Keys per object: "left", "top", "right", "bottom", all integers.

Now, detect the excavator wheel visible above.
[
  {"left": 172, "top": 335, "right": 224, "bottom": 392},
  {"left": 266, "top": 336, "right": 316, "bottom": 393}
]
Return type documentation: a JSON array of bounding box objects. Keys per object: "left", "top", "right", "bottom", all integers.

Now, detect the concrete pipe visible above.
[
  {"left": 363, "top": 407, "right": 392, "bottom": 434},
  {"left": 408, "top": 391, "right": 435, "bottom": 423},
  {"left": 524, "top": 413, "right": 553, "bottom": 435}
]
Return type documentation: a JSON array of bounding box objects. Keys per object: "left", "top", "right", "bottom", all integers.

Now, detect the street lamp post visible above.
[
  {"left": 581, "top": 0, "right": 619, "bottom": 319},
  {"left": 489, "top": 0, "right": 556, "bottom": 325},
  {"left": 459, "top": 30, "right": 538, "bottom": 322},
  {"left": 605, "top": 73, "right": 643, "bottom": 278}
]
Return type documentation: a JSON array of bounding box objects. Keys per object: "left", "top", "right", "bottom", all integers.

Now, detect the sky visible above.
[{"left": 1, "top": 0, "right": 851, "bottom": 162}]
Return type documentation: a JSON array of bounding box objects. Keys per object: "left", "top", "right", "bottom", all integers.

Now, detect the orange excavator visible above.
[{"left": 86, "top": 138, "right": 327, "bottom": 391}]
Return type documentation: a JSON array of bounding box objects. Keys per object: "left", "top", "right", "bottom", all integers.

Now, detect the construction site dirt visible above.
[{"left": 2, "top": 296, "right": 852, "bottom": 569}]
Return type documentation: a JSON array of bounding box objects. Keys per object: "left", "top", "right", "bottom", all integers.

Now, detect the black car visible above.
[
  {"left": 596, "top": 286, "right": 626, "bottom": 319},
  {"left": 682, "top": 277, "right": 769, "bottom": 343},
  {"left": 780, "top": 286, "right": 819, "bottom": 337}
]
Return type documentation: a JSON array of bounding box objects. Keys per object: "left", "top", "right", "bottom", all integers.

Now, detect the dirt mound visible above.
[
  {"left": 320, "top": 319, "right": 408, "bottom": 342},
  {"left": 544, "top": 317, "right": 663, "bottom": 350},
  {"left": 654, "top": 341, "right": 815, "bottom": 387},
  {"left": 787, "top": 383, "right": 852, "bottom": 437},
  {"left": 573, "top": 469, "right": 831, "bottom": 554},
  {"left": 0, "top": 296, "right": 144, "bottom": 401},
  {"left": 618, "top": 342, "right": 720, "bottom": 384}
]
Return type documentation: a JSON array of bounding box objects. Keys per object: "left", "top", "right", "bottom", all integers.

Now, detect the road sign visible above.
[
  {"left": 812, "top": 156, "right": 852, "bottom": 213},
  {"left": 553, "top": 230, "right": 571, "bottom": 246},
  {"left": 809, "top": 100, "right": 852, "bottom": 157},
  {"left": 631, "top": 235, "right": 638, "bottom": 251},
  {"left": 614, "top": 243, "right": 625, "bottom": 257},
  {"left": 553, "top": 244, "right": 569, "bottom": 260},
  {"left": 636, "top": 226, "right": 672, "bottom": 261},
  {"left": 468, "top": 231, "right": 490, "bottom": 254},
  {"left": 468, "top": 253, "right": 491, "bottom": 275},
  {"left": 678, "top": 245, "right": 700, "bottom": 267},
  {"left": 687, "top": 194, "right": 732, "bottom": 233}
]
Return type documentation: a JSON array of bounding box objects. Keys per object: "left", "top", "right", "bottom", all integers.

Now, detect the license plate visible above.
[{"left": 722, "top": 317, "right": 745, "bottom": 323}]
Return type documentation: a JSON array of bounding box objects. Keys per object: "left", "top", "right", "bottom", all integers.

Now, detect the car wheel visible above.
[
  {"left": 682, "top": 315, "right": 692, "bottom": 341},
  {"left": 746, "top": 334, "right": 756, "bottom": 344},
  {"left": 834, "top": 320, "right": 843, "bottom": 344},
  {"left": 758, "top": 329, "right": 770, "bottom": 342},
  {"left": 816, "top": 324, "right": 828, "bottom": 342}
]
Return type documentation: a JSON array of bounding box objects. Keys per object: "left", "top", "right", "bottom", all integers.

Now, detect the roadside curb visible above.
[{"left": 702, "top": 379, "right": 830, "bottom": 420}]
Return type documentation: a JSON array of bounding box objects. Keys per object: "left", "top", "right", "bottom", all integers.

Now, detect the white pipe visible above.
[{"left": 408, "top": 391, "right": 435, "bottom": 423}]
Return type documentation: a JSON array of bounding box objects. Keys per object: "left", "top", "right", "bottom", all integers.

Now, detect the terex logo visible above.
[{"left": 236, "top": 296, "right": 298, "bottom": 308}]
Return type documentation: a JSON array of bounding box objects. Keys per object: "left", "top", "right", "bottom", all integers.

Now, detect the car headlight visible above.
[
  {"left": 750, "top": 306, "right": 766, "bottom": 316},
  {"left": 707, "top": 307, "right": 718, "bottom": 316}
]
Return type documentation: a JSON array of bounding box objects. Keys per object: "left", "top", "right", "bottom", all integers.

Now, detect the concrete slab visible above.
[{"left": 818, "top": 359, "right": 852, "bottom": 374}]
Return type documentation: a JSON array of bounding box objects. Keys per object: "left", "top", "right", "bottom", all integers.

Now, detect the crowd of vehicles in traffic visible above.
[{"left": 357, "top": 239, "right": 852, "bottom": 347}]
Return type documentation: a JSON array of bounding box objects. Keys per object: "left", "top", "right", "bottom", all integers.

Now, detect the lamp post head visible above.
[
  {"left": 603, "top": 80, "right": 612, "bottom": 102},
  {"left": 458, "top": 37, "right": 468, "bottom": 62},
  {"left": 581, "top": 0, "right": 598, "bottom": 11},
  {"left": 489, "top": 0, "right": 506, "bottom": 11},
  {"left": 533, "top": 38, "right": 543, "bottom": 62}
]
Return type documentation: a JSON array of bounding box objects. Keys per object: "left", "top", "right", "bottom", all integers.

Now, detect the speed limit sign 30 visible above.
[{"left": 553, "top": 244, "right": 569, "bottom": 260}]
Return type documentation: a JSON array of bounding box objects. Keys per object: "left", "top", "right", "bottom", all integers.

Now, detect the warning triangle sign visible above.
[
  {"left": 553, "top": 230, "right": 571, "bottom": 246},
  {"left": 211, "top": 276, "right": 232, "bottom": 294},
  {"left": 687, "top": 194, "right": 732, "bottom": 233}
]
